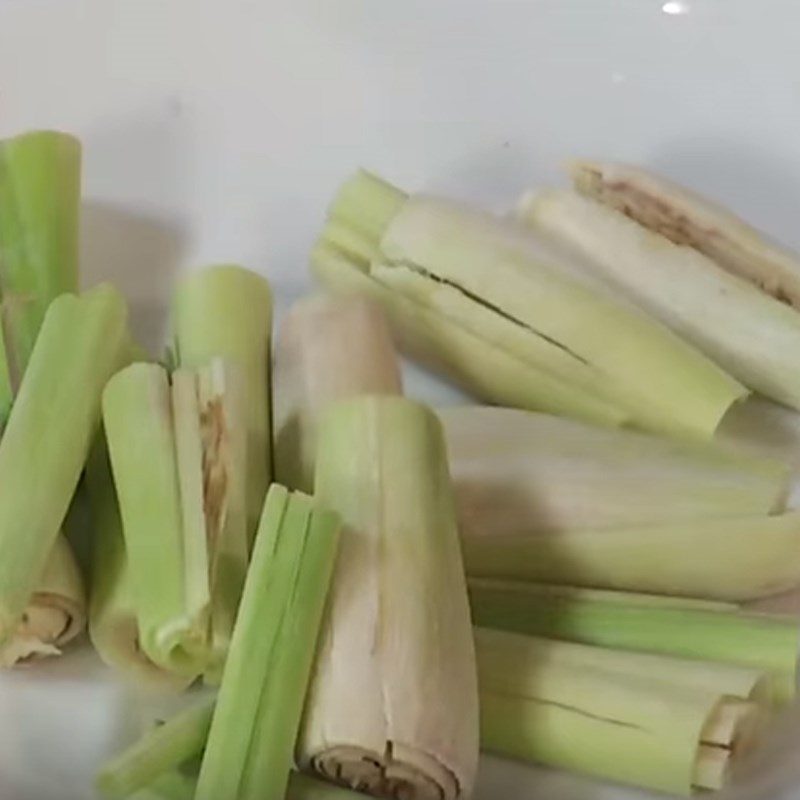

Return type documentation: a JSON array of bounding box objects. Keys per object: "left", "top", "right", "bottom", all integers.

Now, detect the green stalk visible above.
[
  {"left": 0, "top": 286, "right": 127, "bottom": 641},
  {"left": 441, "top": 406, "right": 790, "bottom": 536},
  {"left": 172, "top": 265, "right": 272, "bottom": 544},
  {"left": 316, "top": 170, "right": 747, "bottom": 439},
  {"left": 0, "top": 130, "right": 81, "bottom": 409},
  {"left": 469, "top": 581, "right": 800, "bottom": 705},
  {"left": 195, "top": 485, "right": 340, "bottom": 800},
  {"left": 130, "top": 773, "right": 197, "bottom": 800},
  {"left": 477, "top": 628, "right": 765, "bottom": 795},
  {"left": 462, "top": 512, "right": 800, "bottom": 601},
  {"left": 102, "top": 363, "right": 208, "bottom": 678}
]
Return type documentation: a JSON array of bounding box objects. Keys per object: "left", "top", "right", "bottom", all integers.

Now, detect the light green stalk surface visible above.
[
  {"left": 462, "top": 512, "right": 800, "bottom": 601},
  {"left": 469, "top": 581, "right": 799, "bottom": 705},
  {"left": 172, "top": 265, "right": 272, "bottom": 544},
  {"left": 0, "top": 286, "right": 127, "bottom": 640},
  {"left": 196, "top": 485, "right": 340, "bottom": 800},
  {"left": 102, "top": 363, "right": 207, "bottom": 677}
]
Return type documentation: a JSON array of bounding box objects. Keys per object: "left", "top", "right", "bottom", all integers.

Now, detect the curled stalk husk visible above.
[
  {"left": 273, "top": 293, "right": 403, "bottom": 492},
  {"left": 298, "top": 396, "right": 479, "bottom": 800},
  {"left": 441, "top": 405, "right": 789, "bottom": 536},
  {"left": 315, "top": 170, "right": 747, "bottom": 439}
]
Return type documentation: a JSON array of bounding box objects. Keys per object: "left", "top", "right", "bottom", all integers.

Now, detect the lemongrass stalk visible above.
[
  {"left": 0, "top": 130, "right": 81, "bottom": 405},
  {"left": 0, "top": 286, "right": 127, "bottom": 642},
  {"left": 103, "top": 364, "right": 208, "bottom": 678},
  {"left": 441, "top": 406, "right": 789, "bottom": 535},
  {"left": 97, "top": 697, "right": 214, "bottom": 799},
  {"left": 521, "top": 185, "right": 800, "bottom": 412},
  {"left": 273, "top": 293, "right": 403, "bottom": 491},
  {"left": 86, "top": 436, "right": 190, "bottom": 689},
  {"left": 196, "top": 486, "right": 340, "bottom": 800},
  {"left": 313, "top": 242, "right": 626, "bottom": 426},
  {"left": 0, "top": 534, "right": 85, "bottom": 666},
  {"left": 569, "top": 160, "right": 800, "bottom": 310},
  {"left": 469, "top": 581, "right": 799, "bottom": 705},
  {"left": 317, "top": 171, "right": 747, "bottom": 439},
  {"left": 476, "top": 628, "right": 764, "bottom": 795},
  {"left": 462, "top": 512, "right": 800, "bottom": 601},
  {"left": 130, "top": 773, "right": 197, "bottom": 800},
  {"left": 719, "top": 395, "right": 800, "bottom": 466},
  {"left": 172, "top": 265, "right": 272, "bottom": 543},
  {"left": 298, "top": 397, "right": 479, "bottom": 800}
]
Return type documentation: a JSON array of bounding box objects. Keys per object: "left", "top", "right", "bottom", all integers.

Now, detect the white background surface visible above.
[{"left": 1, "top": 1, "right": 800, "bottom": 798}]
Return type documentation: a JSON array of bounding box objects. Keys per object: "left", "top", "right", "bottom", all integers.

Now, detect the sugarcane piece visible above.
[
  {"left": 441, "top": 406, "right": 789, "bottom": 536},
  {"left": 0, "top": 130, "right": 81, "bottom": 407},
  {"left": 469, "top": 581, "right": 800, "bottom": 706},
  {"left": 0, "top": 286, "right": 128, "bottom": 644},
  {"left": 315, "top": 170, "right": 748, "bottom": 439},
  {"left": 97, "top": 697, "right": 214, "bottom": 799},
  {"left": 314, "top": 242, "right": 626, "bottom": 427},
  {"left": 196, "top": 485, "right": 340, "bottom": 800},
  {"left": 462, "top": 512, "right": 800, "bottom": 601},
  {"left": 520, "top": 182, "right": 800, "bottom": 412},
  {"left": 103, "top": 363, "right": 209, "bottom": 678},
  {"left": 476, "top": 628, "right": 765, "bottom": 795},
  {"left": 298, "top": 397, "right": 479, "bottom": 800},
  {"left": 569, "top": 159, "right": 800, "bottom": 309},
  {"left": 86, "top": 436, "right": 190, "bottom": 689},
  {"left": 273, "top": 293, "right": 403, "bottom": 492},
  {"left": 0, "top": 534, "right": 85, "bottom": 666},
  {"left": 172, "top": 265, "right": 272, "bottom": 543}
]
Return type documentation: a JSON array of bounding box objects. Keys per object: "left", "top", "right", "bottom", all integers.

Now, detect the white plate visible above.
[{"left": 1, "top": 1, "right": 800, "bottom": 798}]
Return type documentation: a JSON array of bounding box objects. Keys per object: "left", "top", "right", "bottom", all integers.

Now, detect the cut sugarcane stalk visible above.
[
  {"left": 469, "top": 581, "right": 800, "bottom": 706},
  {"left": 298, "top": 396, "right": 479, "bottom": 800},
  {"left": 315, "top": 170, "right": 748, "bottom": 439},
  {"left": 313, "top": 242, "right": 625, "bottom": 427},
  {"left": 0, "top": 130, "right": 81, "bottom": 406},
  {"left": 461, "top": 512, "right": 800, "bottom": 601},
  {"left": 86, "top": 436, "right": 190, "bottom": 689},
  {"left": 102, "top": 358, "right": 249, "bottom": 680},
  {"left": 103, "top": 363, "right": 208, "bottom": 678},
  {"left": 196, "top": 485, "right": 340, "bottom": 800},
  {"left": 0, "top": 285, "right": 128, "bottom": 644},
  {"left": 569, "top": 159, "right": 800, "bottom": 309},
  {"left": 476, "top": 628, "right": 765, "bottom": 795},
  {"left": 172, "top": 265, "right": 272, "bottom": 543},
  {"left": 0, "top": 534, "right": 85, "bottom": 666},
  {"left": 520, "top": 181, "right": 800, "bottom": 412},
  {"left": 273, "top": 293, "right": 403, "bottom": 492},
  {"left": 441, "top": 406, "right": 789, "bottom": 535}
]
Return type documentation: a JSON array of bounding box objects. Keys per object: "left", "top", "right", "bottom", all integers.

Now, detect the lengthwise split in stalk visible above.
[
  {"left": 313, "top": 170, "right": 747, "bottom": 439},
  {"left": 469, "top": 581, "right": 800, "bottom": 706},
  {"left": 462, "top": 512, "right": 800, "bottom": 602},
  {"left": 441, "top": 406, "right": 790, "bottom": 536},
  {"left": 519, "top": 162, "right": 800, "bottom": 412},
  {"left": 102, "top": 358, "right": 249, "bottom": 679},
  {"left": 273, "top": 293, "right": 402, "bottom": 492},
  {"left": 172, "top": 265, "right": 272, "bottom": 544},
  {"left": 0, "top": 286, "right": 128, "bottom": 647},
  {"left": 477, "top": 629, "right": 766, "bottom": 795},
  {"left": 298, "top": 396, "right": 479, "bottom": 800},
  {"left": 195, "top": 485, "right": 340, "bottom": 800}
]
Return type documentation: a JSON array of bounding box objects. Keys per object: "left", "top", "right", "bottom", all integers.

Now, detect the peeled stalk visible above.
[
  {"left": 462, "top": 512, "right": 800, "bottom": 601},
  {"left": 315, "top": 170, "right": 747, "bottom": 439},
  {"left": 172, "top": 265, "right": 272, "bottom": 543},
  {"left": 469, "top": 581, "right": 799, "bottom": 705},
  {"left": 520, "top": 168, "right": 800, "bottom": 411},
  {"left": 196, "top": 485, "right": 340, "bottom": 800},
  {"left": 441, "top": 406, "right": 789, "bottom": 535},
  {"left": 0, "top": 130, "right": 81, "bottom": 408},
  {"left": 273, "top": 293, "right": 403, "bottom": 491},
  {"left": 477, "top": 628, "right": 765, "bottom": 795},
  {"left": 298, "top": 396, "right": 479, "bottom": 800},
  {"left": 0, "top": 286, "right": 128, "bottom": 644}
]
